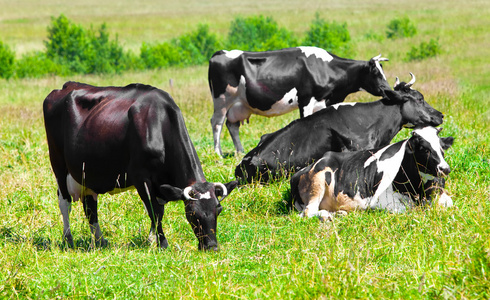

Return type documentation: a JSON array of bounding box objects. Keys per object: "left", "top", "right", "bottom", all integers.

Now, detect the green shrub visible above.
[
  {"left": 406, "top": 38, "right": 441, "bottom": 61},
  {"left": 182, "top": 24, "right": 221, "bottom": 63},
  {"left": 45, "top": 14, "right": 131, "bottom": 74},
  {"left": 0, "top": 41, "right": 15, "bottom": 79},
  {"left": 140, "top": 24, "right": 221, "bottom": 68},
  {"left": 302, "top": 14, "right": 354, "bottom": 58},
  {"left": 226, "top": 15, "right": 298, "bottom": 51},
  {"left": 386, "top": 16, "right": 417, "bottom": 39},
  {"left": 14, "top": 51, "right": 66, "bottom": 78}
]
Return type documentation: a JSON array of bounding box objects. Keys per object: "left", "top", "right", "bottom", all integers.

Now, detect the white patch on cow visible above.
[
  {"left": 302, "top": 97, "right": 327, "bottom": 117},
  {"left": 364, "top": 140, "right": 409, "bottom": 204},
  {"left": 299, "top": 46, "right": 333, "bottom": 62},
  {"left": 58, "top": 190, "right": 72, "bottom": 240},
  {"left": 253, "top": 88, "right": 300, "bottom": 117},
  {"left": 365, "top": 185, "right": 412, "bottom": 212},
  {"left": 437, "top": 192, "right": 453, "bottom": 207},
  {"left": 66, "top": 173, "right": 98, "bottom": 202},
  {"left": 413, "top": 127, "right": 449, "bottom": 172},
  {"left": 283, "top": 88, "right": 298, "bottom": 104},
  {"left": 374, "top": 60, "right": 387, "bottom": 81},
  {"left": 223, "top": 50, "right": 243, "bottom": 59},
  {"left": 200, "top": 191, "right": 211, "bottom": 200},
  {"left": 331, "top": 102, "right": 357, "bottom": 110}
]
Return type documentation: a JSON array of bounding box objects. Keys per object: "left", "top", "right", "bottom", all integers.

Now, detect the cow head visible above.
[
  {"left": 160, "top": 180, "right": 237, "bottom": 251},
  {"left": 408, "top": 127, "right": 454, "bottom": 177},
  {"left": 384, "top": 73, "right": 444, "bottom": 128},
  {"left": 360, "top": 54, "right": 392, "bottom": 97}
]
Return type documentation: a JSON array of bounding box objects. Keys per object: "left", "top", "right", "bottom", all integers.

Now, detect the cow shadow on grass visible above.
[{"left": 0, "top": 225, "right": 152, "bottom": 252}]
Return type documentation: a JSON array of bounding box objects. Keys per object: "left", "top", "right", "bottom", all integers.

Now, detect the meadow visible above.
[{"left": 1, "top": 0, "right": 489, "bottom": 298}]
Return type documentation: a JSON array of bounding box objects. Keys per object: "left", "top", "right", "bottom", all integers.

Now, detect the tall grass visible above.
[{"left": 1, "top": 0, "right": 489, "bottom": 298}]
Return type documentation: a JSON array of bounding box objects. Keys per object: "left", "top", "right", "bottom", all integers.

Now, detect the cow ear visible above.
[
  {"left": 383, "top": 89, "right": 403, "bottom": 102},
  {"left": 216, "top": 180, "right": 238, "bottom": 201},
  {"left": 441, "top": 136, "right": 454, "bottom": 150},
  {"left": 159, "top": 184, "right": 184, "bottom": 201}
]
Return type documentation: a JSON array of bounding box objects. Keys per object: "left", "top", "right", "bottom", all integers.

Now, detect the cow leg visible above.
[
  {"left": 226, "top": 119, "right": 245, "bottom": 154},
  {"left": 138, "top": 182, "right": 168, "bottom": 249},
  {"left": 211, "top": 95, "right": 227, "bottom": 156},
  {"left": 58, "top": 190, "right": 74, "bottom": 248},
  {"left": 82, "top": 195, "right": 107, "bottom": 247}
]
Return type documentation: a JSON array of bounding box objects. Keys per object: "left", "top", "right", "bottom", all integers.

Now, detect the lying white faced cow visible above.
[
  {"left": 290, "top": 127, "right": 454, "bottom": 220},
  {"left": 235, "top": 74, "right": 444, "bottom": 184},
  {"left": 208, "top": 46, "right": 391, "bottom": 156},
  {"left": 43, "top": 82, "right": 237, "bottom": 250}
]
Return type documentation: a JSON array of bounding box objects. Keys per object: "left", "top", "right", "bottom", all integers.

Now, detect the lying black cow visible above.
[
  {"left": 235, "top": 74, "right": 444, "bottom": 183},
  {"left": 43, "top": 82, "right": 237, "bottom": 250},
  {"left": 290, "top": 126, "right": 454, "bottom": 220},
  {"left": 208, "top": 47, "right": 391, "bottom": 156}
]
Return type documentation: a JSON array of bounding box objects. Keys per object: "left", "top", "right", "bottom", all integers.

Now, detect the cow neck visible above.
[
  {"left": 392, "top": 143, "right": 425, "bottom": 202},
  {"left": 357, "top": 99, "right": 404, "bottom": 147},
  {"left": 167, "top": 119, "right": 207, "bottom": 187},
  {"left": 328, "top": 59, "right": 366, "bottom": 101}
]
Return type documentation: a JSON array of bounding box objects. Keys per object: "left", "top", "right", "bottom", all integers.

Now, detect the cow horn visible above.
[
  {"left": 394, "top": 76, "right": 400, "bottom": 89},
  {"left": 372, "top": 54, "right": 389, "bottom": 62},
  {"left": 214, "top": 182, "right": 228, "bottom": 201},
  {"left": 406, "top": 72, "right": 416, "bottom": 88},
  {"left": 183, "top": 186, "right": 198, "bottom": 201}
]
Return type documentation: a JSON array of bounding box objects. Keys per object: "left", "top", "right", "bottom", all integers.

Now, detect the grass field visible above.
[{"left": 1, "top": 0, "right": 489, "bottom": 298}]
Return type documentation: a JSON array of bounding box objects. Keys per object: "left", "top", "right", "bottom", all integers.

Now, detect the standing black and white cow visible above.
[
  {"left": 43, "top": 82, "right": 237, "bottom": 251},
  {"left": 290, "top": 127, "right": 454, "bottom": 220},
  {"left": 208, "top": 47, "right": 391, "bottom": 156},
  {"left": 235, "top": 74, "right": 445, "bottom": 183}
]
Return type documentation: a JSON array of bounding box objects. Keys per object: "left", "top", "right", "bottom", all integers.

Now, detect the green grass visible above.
[{"left": 1, "top": 0, "right": 489, "bottom": 298}]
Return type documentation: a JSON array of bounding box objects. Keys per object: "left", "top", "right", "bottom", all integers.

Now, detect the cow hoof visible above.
[
  {"left": 158, "top": 238, "right": 169, "bottom": 249},
  {"left": 97, "top": 238, "right": 109, "bottom": 248},
  {"left": 318, "top": 210, "right": 334, "bottom": 222},
  {"left": 63, "top": 236, "right": 74, "bottom": 249}
]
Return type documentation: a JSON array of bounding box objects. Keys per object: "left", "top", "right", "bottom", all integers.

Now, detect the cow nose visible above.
[
  {"left": 437, "top": 165, "right": 451, "bottom": 177},
  {"left": 199, "top": 241, "right": 219, "bottom": 251}
]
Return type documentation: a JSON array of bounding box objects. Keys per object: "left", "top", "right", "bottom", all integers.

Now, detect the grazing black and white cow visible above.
[
  {"left": 290, "top": 126, "right": 454, "bottom": 220},
  {"left": 43, "top": 82, "right": 237, "bottom": 251},
  {"left": 235, "top": 74, "right": 444, "bottom": 183},
  {"left": 208, "top": 46, "right": 392, "bottom": 155}
]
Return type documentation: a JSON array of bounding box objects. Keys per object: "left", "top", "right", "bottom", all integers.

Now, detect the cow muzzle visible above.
[
  {"left": 199, "top": 240, "right": 219, "bottom": 251},
  {"left": 437, "top": 164, "right": 451, "bottom": 177}
]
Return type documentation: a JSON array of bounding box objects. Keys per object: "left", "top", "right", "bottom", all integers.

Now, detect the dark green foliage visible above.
[
  {"left": 0, "top": 41, "right": 15, "bottom": 79},
  {"left": 44, "top": 14, "right": 131, "bottom": 74},
  {"left": 406, "top": 38, "right": 441, "bottom": 61},
  {"left": 226, "top": 15, "right": 298, "bottom": 51},
  {"left": 386, "top": 16, "right": 417, "bottom": 39},
  {"left": 140, "top": 24, "right": 221, "bottom": 68},
  {"left": 14, "top": 52, "right": 66, "bottom": 78},
  {"left": 302, "top": 13, "right": 354, "bottom": 58},
  {"left": 0, "top": 14, "right": 442, "bottom": 78}
]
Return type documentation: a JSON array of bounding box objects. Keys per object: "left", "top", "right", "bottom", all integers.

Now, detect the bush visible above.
[
  {"left": 182, "top": 24, "right": 221, "bottom": 63},
  {"left": 45, "top": 14, "right": 131, "bottom": 74},
  {"left": 141, "top": 24, "right": 221, "bottom": 68},
  {"left": 302, "top": 14, "right": 354, "bottom": 58},
  {"left": 386, "top": 17, "right": 417, "bottom": 39},
  {"left": 226, "top": 15, "right": 298, "bottom": 51},
  {"left": 15, "top": 52, "right": 66, "bottom": 78},
  {"left": 406, "top": 38, "right": 441, "bottom": 61},
  {"left": 0, "top": 41, "right": 15, "bottom": 79}
]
